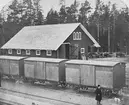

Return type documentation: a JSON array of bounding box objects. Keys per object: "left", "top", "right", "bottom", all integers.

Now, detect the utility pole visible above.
[
  {"left": 97, "top": 23, "right": 99, "bottom": 52},
  {"left": 97, "top": 23, "right": 99, "bottom": 44},
  {"left": 108, "top": 26, "right": 110, "bottom": 52}
]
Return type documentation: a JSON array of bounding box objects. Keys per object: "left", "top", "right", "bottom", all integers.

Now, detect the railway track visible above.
[
  {"left": 0, "top": 98, "right": 23, "bottom": 105},
  {"left": 0, "top": 88, "right": 80, "bottom": 105}
]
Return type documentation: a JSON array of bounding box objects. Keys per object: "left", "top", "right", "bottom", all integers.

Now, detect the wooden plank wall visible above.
[
  {"left": 65, "top": 64, "right": 80, "bottom": 85},
  {"left": 10, "top": 60, "right": 19, "bottom": 75},
  {"left": 24, "top": 61, "right": 35, "bottom": 78},
  {"left": 0, "top": 59, "right": 10, "bottom": 75},
  {"left": 95, "top": 66, "right": 113, "bottom": 88},
  {"left": 46, "top": 63, "right": 59, "bottom": 82},
  {"left": 80, "top": 65, "right": 95, "bottom": 86}
]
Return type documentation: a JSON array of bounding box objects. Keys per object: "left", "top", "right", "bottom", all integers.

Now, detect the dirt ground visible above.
[{"left": 1, "top": 79, "right": 129, "bottom": 105}]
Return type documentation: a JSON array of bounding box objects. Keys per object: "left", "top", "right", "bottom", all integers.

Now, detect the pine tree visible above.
[
  {"left": 78, "top": 0, "right": 92, "bottom": 27},
  {"left": 59, "top": 5, "right": 67, "bottom": 23},
  {"left": 46, "top": 8, "right": 60, "bottom": 24},
  {"left": 65, "top": 0, "right": 79, "bottom": 23}
]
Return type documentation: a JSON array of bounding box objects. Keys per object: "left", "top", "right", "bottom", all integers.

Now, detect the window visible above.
[
  {"left": 76, "top": 32, "right": 79, "bottom": 39},
  {"left": 73, "top": 32, "right": 82, "bottom": 40},
  {"left": 8, "top": 49, "right": 12, "bottom": 54},
  {"left": 26, "top": 49, "right": 30, "bottom": 55},
  {"left": 73, "top": 32, "right": 76, "bottom": 40},
  {"left": 78, "top": 32, "right": 82, "bottom": 40},
  {"left": 80, "top": 48, "right": 85, "bottom": 53},
  {"left": 36, "top": 50, "right": 41, "bottom": 55},
  {"left": 17, "top": 49, "right": 21, "bottom": 54},
  {"left": 46, "top": 50, "right": 52, "bottom": 56}
]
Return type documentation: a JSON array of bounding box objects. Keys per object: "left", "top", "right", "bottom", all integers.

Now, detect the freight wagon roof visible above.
[
  {"left": 92, "top": 57, "right": 126, "bottom": 63},
  {"left": 1, "top": 23, "right": 100, "bottom": 50},
  {"left": 24, "top": 57, "right": 66, "bottom": 63},
  {"left": 65, "top": 60, "right": 120, "bottom": 66},
  {"left": 0, "top": 55, "right": 25, "bottom": 60}
]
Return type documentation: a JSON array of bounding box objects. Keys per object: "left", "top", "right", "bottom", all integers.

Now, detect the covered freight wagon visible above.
[
  {"left": 92, "top": 57, "right": 128, "bottom": 87},
  {"left": 65, "top": 60, "right": 126, "bottom": 93},
  {"left": 24, "top": 57, "right": 66, "bottom": 85},
  {"left": 0, "top": 55, "right": 26, "bottom": 79}
]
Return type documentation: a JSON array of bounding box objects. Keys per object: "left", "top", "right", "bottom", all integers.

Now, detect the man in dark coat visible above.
[{"left": 95, "top": 85, "right": 102, "bottom": 105}]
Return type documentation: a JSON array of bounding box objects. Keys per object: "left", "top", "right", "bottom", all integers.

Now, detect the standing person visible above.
[{"left": 95, "top": 85, "right": 102, "bottom": 105}]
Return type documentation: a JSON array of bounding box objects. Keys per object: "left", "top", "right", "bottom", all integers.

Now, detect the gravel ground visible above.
[{"left": 1, "top": 80, "right": 129, "bottom": 105}]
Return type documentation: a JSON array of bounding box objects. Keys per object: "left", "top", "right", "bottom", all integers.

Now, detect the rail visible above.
[
  {"left": 0, "top": 88, "right": 80, "bottom": 105},
  {"left": 0, "top": 98, "right": 24, "bottom": 105}
]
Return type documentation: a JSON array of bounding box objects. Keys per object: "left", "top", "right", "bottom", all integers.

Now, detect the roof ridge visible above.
[{"left": 24, "top": 23, "right": 81, "bottom": 28}]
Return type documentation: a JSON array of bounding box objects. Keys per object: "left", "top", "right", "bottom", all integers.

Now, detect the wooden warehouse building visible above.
[{"left": 1, "top": 23, "right": 100, "bottom": 59}]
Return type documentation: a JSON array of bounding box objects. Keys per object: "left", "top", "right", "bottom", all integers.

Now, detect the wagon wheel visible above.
[
  {"left": 84, "top": 87, "right": 88, "bottom": 90},
  {"left": 74, "top": 85, "right": 79, "bottom": 90},
  {"left": 23, "top": 77, "right": 28, "bottom": 82},
  {"left": 30, "top": 80, "right": 35, "bottom": 84},
  {"left": 61, "top": 82, "right": 67, "bottom": 88},
  {"left": 77, "top": 87, "right": 81, "bottom": 93},
  {"left": 69, "top": 84, "right": 73, "bottom": 88},
  {"left": 41, "top": 80, "right": 45, "bottom": 84},
  {"left": 108, "top": 90, "right": 113, "bottom": 98},
  {"left": 102, "top": 88, "right": 107, "bottom": 96},
  {"left": 66, "top": 84, "right": 70, "bottom": 88}
]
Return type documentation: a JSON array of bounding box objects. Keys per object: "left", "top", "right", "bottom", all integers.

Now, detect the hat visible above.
[{"left": 98, "top": 85, "right": 100, "bottom": 87}]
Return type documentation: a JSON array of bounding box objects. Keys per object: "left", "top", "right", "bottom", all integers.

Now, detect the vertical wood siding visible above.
[
  {"left": 95, "top": 66, "right": 113, "bottom": 88},
  {"left": 10, "top": 60, "right": 19, "bottom": 75},
  {"left": 80, "top": 65, "right": 95, "bottom": 86},
  {"left": 24, "top": 61, "right": 35, "bottom": 78},
  {"left": 35, "top": 62, "right": 45, "bottom": 80},
  {"left": 65, "top": 64, "right": 80, "bottom": 85},
  {"left": 46, "top": 63, "right": 59, "bottom": 82},
  {"left": 0, "top": 59, "right": 10, "bottom": 75},
  {"left": 65, "top": 26, "right": 94, "bottom": 56}
]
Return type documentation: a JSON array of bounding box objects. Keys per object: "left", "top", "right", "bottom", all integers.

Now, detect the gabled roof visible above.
[{"left": 1, "top": 23, "right": 100, "bottom": 50}]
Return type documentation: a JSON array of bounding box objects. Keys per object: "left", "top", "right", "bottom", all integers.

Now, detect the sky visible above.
[{"left": 0, "top": 0, "right": 128, "bottom": 16}]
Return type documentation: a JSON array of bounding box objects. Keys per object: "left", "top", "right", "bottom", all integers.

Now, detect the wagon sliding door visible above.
[
  {"left": 80, "top": 65, "right": 95, "bottom": 86},
  {"left": 65, "top": 64, "right": 80, "bottom": 85},
  {"left": 96, "top": 66, "right": 113, "bottom": 88},
  {"left": 0, "top": 59, "right": 10, "bottom": 75},
  {"left": 46, "top": 63, "right": 59, "bottom": 82},
  {"left": 10, "top": 60, "right": 19, "bottom": 76},
  {"left": 35, "top": 62, "right": 45, "bottom": 80},
  {"left": 24, "top": 61, "right": 35, "bottom": 78}
]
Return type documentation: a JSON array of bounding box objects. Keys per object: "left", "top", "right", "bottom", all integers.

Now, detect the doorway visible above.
[{"left": 65, "top": 44, "right": 70, "bottom": 59}]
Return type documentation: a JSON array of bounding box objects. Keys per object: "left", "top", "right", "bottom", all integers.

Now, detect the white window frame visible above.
[
  {"left": 8, "top": 49, "right": 12, "bottom": 54},
  {"left": 36, "top": 50, "right": 41, "bottom": 55},
  {"left": 73, "top": 32, "right": 76, "bottom": 40},
  {"left": 46, "top": 50, "right": 52, "bottom": 56},
  {"left": 78, "top": 32, "right": 82, "bottom": 40},
  {"left": 76, "top": 32, "right": 79, "bottom": 40},
  {"left": 17, "top": 49, "right": 21, "bottom": 54},
  {"left": 26, "top": 49, "right": 30, "bottom": 55},
  {"left": 73, "top": 32, "right": 81, "bottom": 40},
  {"left": 80, "top": 48, "right": 85, "bottom": 53}
]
